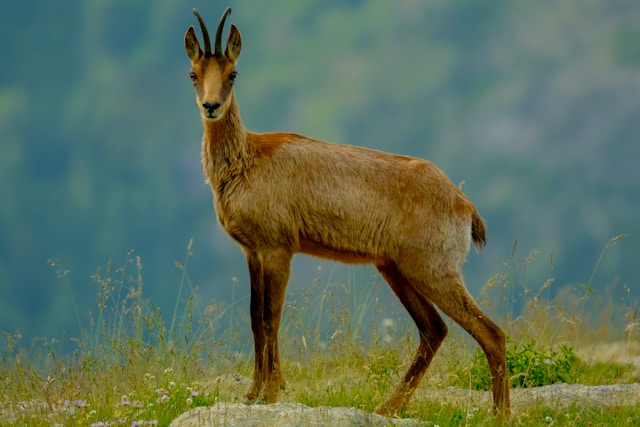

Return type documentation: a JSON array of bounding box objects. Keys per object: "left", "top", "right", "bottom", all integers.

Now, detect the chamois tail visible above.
[{"left": 471, "top": 208, "right": 486, "bottom": 250}]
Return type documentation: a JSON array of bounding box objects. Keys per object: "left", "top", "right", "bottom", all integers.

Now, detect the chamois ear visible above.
[
  {"left": 185, "top": 26, "right": 202, "bottom": 62},
  {"left": 225, "top": 24, "right": 242, "bottom": 63}
]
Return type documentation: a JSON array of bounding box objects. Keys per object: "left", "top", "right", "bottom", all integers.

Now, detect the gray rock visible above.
[{"left": 168, "top": 402, "right": 423, "bottom": 427}]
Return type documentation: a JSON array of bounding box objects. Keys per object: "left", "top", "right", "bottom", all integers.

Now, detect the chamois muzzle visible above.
[{"left": 202, "top": 102, "right": 222, "bottom": 118}]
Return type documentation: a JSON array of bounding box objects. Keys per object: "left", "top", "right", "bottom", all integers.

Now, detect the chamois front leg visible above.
[
  {"left": 245, "top": 249, "right": 292, "bottom": 404},
  {"left": 261, "top": 248, "right": 291, "bottom": 402},
  {"left": 246, "top": 252, "right": 266, "bottom": 402}
]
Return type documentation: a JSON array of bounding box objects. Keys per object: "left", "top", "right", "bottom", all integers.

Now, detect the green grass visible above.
[{"left": 1, "top": 236, "right": 638, "bottom": 426}]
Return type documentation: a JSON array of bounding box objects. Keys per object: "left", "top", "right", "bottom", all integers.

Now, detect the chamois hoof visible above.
[
  {"left": 243, "top": 396, "right": 265, "bottom": 406},
  {"left": 374, "top": 402, "right": 399, "bottom": 418}
]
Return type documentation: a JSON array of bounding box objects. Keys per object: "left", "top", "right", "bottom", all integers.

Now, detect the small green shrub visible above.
[{"left": 463, "top": 339, "right": 581, "bottom": 390}]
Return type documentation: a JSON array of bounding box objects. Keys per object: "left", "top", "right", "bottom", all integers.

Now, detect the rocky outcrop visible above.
[
  {"left": 168, "top": 402, "right": 421, "bottom": 427},
  {"left": 169, "top": 383, "right": 640, "bottom": 427}
]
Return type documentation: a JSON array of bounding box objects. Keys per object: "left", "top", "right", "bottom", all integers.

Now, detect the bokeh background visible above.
[{"left": 1, "top": 0, "right": 638, "bottom": 347}]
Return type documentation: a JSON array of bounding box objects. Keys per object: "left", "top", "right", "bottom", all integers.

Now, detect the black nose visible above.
[{"left": 202, "top": 102, "right": 221, "bottom": 115}]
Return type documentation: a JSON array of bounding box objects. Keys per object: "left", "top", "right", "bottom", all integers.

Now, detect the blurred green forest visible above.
[{"left": 0, "top": 0, "right": 638, "bottom": 345}]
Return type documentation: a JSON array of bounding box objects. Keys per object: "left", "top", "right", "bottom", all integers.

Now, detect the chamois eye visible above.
[
  {"left": 189, "top": 72, "right": 198, "bottom": 85},
  {"left": 229, "top": 71, "right": 238, "bottom": 82}
]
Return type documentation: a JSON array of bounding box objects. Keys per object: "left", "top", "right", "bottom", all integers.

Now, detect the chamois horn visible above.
[
  {"left": 192, "top": 9, "right": 212, "bottom": 56},
  {"left": 214, "top": 7, "right": 232, "bottom": 57}
]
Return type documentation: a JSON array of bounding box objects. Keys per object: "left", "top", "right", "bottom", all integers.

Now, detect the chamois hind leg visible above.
[
  {"left": 245, "top": 249, "right": 291, "bottom": 404},
  {"left": 375, "top": 262, "right": 448, "bottom": 417},
  {"left": 427, "top": 272, "right": 511, "bottom": 421}
]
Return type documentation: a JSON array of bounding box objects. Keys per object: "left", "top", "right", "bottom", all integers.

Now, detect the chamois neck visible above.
[
  {"left": 201, "top": 92, "right": 253, "bottom": 186},
  {"left": 202, "top": 93, "right": 246, "bottom": 143}
]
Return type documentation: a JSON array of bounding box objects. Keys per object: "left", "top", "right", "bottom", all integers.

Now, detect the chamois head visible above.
[{"left": 185, "top": 7, "right": 242, "bottom": 121}]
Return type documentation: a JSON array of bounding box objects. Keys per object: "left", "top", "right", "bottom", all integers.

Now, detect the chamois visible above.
[{"left": 184, "top": 7, "right": 511, "bottom": 420}]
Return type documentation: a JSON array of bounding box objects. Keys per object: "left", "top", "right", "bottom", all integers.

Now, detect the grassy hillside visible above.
[{"left": 1, "top": 246, "right": 638, "bottom": 426}]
